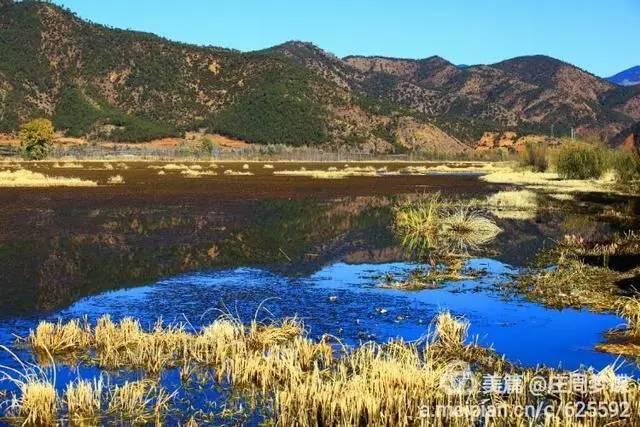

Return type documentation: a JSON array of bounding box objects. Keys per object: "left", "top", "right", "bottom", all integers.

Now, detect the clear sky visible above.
[{"left": 51, "top": 0, "right": 638, "bottom": 77}]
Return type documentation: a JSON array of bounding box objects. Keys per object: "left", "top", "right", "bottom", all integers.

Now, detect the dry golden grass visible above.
[
  {"left": 400, "top": 162, "right": 505, "bottom": 175},
  {"left": 0, "top": 346, "right": 59, "bottom": 426},
  {"left": 107, "top": 175, "right": 125, "bottom": 184},
  {"left": 223, "top": 169, "right": 254, "bottom": 176},
  {"left": 549, "top": 193, "right": 574, "bottom": 201},
  {"left": 273, "top": 166, "right": 378, "bottom": 179},
  {"left": 107, "top": 380, "right": 172, "bottom": 425},
  {"left": 14, "top": 380, "right": 57, "bottom": 426},
  {"left": 480, "top": 169, "right": 618, "bottom": 194},
  {"left": 486, "top": 190, "right": 537, "bottom": 209},
  {"left": 52, "top": 162, "right": 84, "bottom": 169},
  {"left": 486, "top": 190, "right": 538, "bottom": 220},
  {"left": 618, "top": 297, "right": 640, "bottom": 336},
  {"left": 149, "top": 163, "right": 200, "bottom": 171},
  {"left": 433, "top": 311, "right": 469, "bottom": 348},
  {"left": 7, "top": 312, "right": 640, "bottom": 425},
  {"left": 64, "top": 378, "right": 104, "bottom": 423},
  {"left": 180, "top": 169, "right": 217, "bottom": 178},
  {"left": 28, "top": 319, "right": 92, "bottom": 356},
  {"left": 0, "top": 169, "right": 97, "bottom": 187},
  {"left": 512, "top": 252, "right": 621, "bottom": 311}
]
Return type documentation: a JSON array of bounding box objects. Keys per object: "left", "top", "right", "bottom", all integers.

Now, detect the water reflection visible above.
[{"left": 0, "top": 174, "right": 636, "bottom": 317}]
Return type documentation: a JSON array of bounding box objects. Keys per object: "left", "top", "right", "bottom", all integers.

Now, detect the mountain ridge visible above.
[
  {"left": 0, "top": 1, "right": 638, "bottom": 152},
  {"left": 607, "top": 66, "right": 640, "bottom": 87}
]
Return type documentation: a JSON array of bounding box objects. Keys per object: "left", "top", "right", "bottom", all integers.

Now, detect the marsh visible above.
[{"left": 1, "top": 161, "right": 640, "bottom": 425}]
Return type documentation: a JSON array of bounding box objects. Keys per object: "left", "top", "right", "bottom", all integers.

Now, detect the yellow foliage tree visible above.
[{"left": 19, "top": 118, "right": 54, "bottom": 160}]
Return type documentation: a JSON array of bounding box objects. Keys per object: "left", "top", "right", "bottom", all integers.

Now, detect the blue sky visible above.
[{"left": 52, "top": 0, "right": 638, "bottom": 77}]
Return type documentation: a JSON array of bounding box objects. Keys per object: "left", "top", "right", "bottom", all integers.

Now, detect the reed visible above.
[
  {"left": 107, "top": 380, "right": 172, "bottom": 424},
  {"left": 28, "top": 319, "right": 92, "bottom": 356},
  {"left": 6, "top": 313, "right": 640, "bottom": 425},
  {"left": 64, "top": 378, "right": 104, "bottom": 423},
  {"left": 618, "top": 297, "right": 640, "bottom": 336},
  {"left": 432, "top": 311, "right": 469, "bottom": 348}
]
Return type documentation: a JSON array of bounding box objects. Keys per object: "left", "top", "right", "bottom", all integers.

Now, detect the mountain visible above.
[
  {"left": 607, "top": 66, "right": 640, "bottom": 86},
  {"left": 0, "top": 1, "right": 638, "bottom": 150},
  {"left": 344, "top": 54, "right": 640, "bottom": 141}
]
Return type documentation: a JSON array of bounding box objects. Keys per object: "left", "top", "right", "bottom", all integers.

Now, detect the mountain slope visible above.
[
  {"left": 0, "top": 3, "right": 471, "bottom": 152},
  {"left": 607, "top": 66, "right": 640, "bottom": 86},
  {"left": 344, "top": 54, "right": 639, "bottom": 141}
]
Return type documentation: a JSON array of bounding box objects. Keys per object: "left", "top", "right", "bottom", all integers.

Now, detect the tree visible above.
[{"left": 19, "top": 118, "right": 54, "bottom": 160}]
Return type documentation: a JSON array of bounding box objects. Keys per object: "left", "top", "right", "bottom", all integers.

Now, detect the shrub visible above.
[
  {"left": 19, "top": 118, "right": 54, "bottom": 160},
  {"left": 555, "top": 142, "right": 607, "bottom": 180},
  {"left": 199, "top": 137, "right": 215, "bottom": 156},
  {"left": 609, "top": 150, "right": 640, "bottom": 184},
  {"left": 518, "top": 142, "right": 548, "bottom": 172}
]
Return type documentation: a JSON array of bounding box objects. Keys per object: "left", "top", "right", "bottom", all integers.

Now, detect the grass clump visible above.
[
  {"left": 64, "top": 378, "right": 104, "bottom": 424},
  {"left": 379, "top": 268, "right": 461, "bottom": 290},
  {"left": 511, "top": 252, "right": 623, "bottom": 311},
  {"left": 223, "top": 169, "right": 254, "bottom": 176},
  {"left": 28, "top": 319, "right": 92, "bottom": 357},
  {"left": 433, "top": 311, "right": 469, "bottom": 348},
  {"left": 609, "top": 150, "right": 640, "bottom": 185},
  {"left": 273, "top": 166, "right": 378, "bottom": 179},
  {"left": 13, "top": 380, "right": 58, "bottom": 426},
  {"left": 107, "top": 380, "right": 172, "bottom": 425},
  {"left": 107, "top": 175, "right": 124, "bottom": 184},
  {"left": 394, "top": 193, "right": 501, "bottom": 257},
  {"left": 0, "top": 347, "right": 58, "bottom": 427}
]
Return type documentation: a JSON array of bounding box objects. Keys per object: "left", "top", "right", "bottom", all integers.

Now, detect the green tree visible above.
[{"left": 19, "top": 118, "right": 54, "bottom": 160}]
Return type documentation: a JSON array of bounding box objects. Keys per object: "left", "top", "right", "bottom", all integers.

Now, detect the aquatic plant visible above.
[
  {"left": 52, "top": 162, "right": 83, "bottom": 169},
  {"left": 480, "top": 169, "right": 617, "bottom": 194},
  {"left": 28, "top": 319, "right": 92, "bottom": 357},
  {"left": 223, "top": 169, "right": 254, "bottom": 176},
  {"left": 107, "top": 380, "right": 172, "bottom": 425},
  {"left": 64, "top": 378, "right": 104, "bottom": 423},
  {"left": 432, "top": 311, "right": 469, "bottom": 348},
  {"left": 180, "top": 169, "right": 217, "bottom": 178},
  {"left": 486, "top": 190, "right": 538, "bottom": 209},
  {"left": 512, "top": 251, "right": 621, "bottom": 311},
  {"left": 394, "top": 193, "right": 501, "bottom": 258},
  {"left": 0, "top": 346, "right": 58, "bottom": 426},
  {"left": 441, "top": 208, "right": 501, "bottom": 252},
  {"left": 618, "top": 298, "right": 640, "bottom": 337},
  {"left": 5, "top": 313, "right": 640, "bottom": 425},
  {"left": 273, "top": 166, "right": 378, "bottom": 179}
]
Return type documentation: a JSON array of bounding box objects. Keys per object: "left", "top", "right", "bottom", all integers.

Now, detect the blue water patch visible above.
[{"left": 0, "top": 259, "right": 627, "bottom": 375}]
